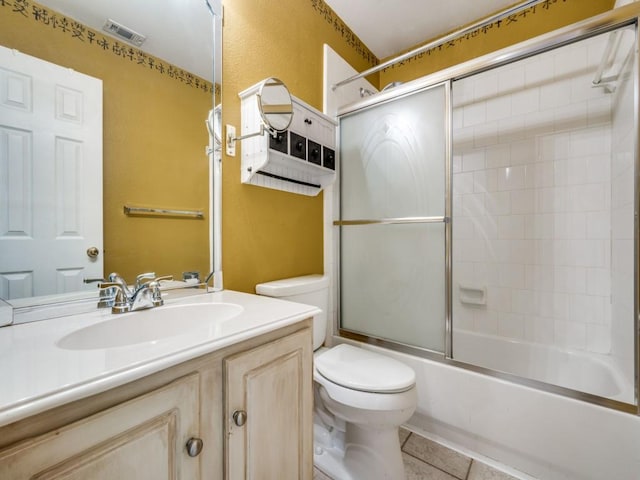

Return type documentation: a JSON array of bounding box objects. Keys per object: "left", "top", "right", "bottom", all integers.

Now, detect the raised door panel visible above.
[
  {"left": 0, "top": 374, "right": 201, "bottom": 479},
  {"left": 224, "top": 328, "right": 313, "bottom": 480}
]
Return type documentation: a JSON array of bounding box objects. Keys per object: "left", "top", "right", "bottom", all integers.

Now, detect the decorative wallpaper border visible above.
[
  {"left": 381, "top": 0, "right": 571, "bottom": 71},
  {"left": 309, "top": 0, "right": 378, "bottom": 67},
  {"left": 0, "top": 0, "right": 218, "bottom": 96}
]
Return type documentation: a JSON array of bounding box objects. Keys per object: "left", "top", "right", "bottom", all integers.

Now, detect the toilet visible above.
[{"left": 256, "top": 274, "right": 417, "bottom": 480}]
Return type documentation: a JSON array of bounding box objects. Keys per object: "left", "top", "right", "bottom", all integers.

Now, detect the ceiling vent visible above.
[{"left": 102, "top": 19, "right": 146, "bottom": 47}]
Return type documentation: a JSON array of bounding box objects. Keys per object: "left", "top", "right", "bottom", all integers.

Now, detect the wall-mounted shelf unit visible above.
[{"left": 238, "top": 84, "right": 337, "bottom": 196}]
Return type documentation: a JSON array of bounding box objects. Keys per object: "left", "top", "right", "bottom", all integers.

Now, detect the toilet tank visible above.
[{"left": 255, "top": 274, "right": 329, "bottom": 350}]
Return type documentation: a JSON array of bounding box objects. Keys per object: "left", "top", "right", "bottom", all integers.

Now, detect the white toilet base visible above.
[
  {"left": 313, "top": 416, "right": 405, "bottom": 480},
  {"left": 314, "top": 418, "right": 354, "bottom": 480}
]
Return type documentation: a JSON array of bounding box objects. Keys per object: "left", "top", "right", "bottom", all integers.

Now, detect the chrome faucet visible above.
[{"left": 98, "top": 273, "right": 172, "bottom": 314}]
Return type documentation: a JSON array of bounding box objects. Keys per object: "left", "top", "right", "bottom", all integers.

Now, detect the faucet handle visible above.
[
  {"left": 148, "top": 281, "right": 164, "bottom": 307},
  {"left": 153, "top": 275, "right": 173, "bottom": 284},
  {"left": 99, "top": 282, "right": 130, "bottom": 314},
  {"left": 135, "top": 272, "right": 156, "bottom": 289}
]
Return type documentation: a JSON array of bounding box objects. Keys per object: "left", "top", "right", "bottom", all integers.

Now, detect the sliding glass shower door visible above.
[{"left": 338, "top": 84, "right": 448, "bottom": 353}]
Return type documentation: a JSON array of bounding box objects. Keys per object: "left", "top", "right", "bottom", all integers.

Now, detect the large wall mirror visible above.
[{"left": 0, "top": 0, "right": 222, "bottom": 316}]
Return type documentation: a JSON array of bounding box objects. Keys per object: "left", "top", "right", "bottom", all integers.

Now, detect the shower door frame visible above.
[{"left": 334, "top": 4, "right": 640, "bottom": 415}]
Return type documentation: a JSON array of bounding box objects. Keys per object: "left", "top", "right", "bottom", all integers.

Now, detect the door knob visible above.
[
  {"left": 86, "top": 247, "right": 100, "bottom": 258},
  {"left": 232, "top": 410, "right": 247, "bottom": 427},
  {"left": 185, "top": 437, "right": 203, "bottom": 457}
]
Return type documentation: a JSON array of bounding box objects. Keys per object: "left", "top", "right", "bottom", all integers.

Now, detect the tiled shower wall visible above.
[{"left": 451, "top": 30, "right": 634, "bottom": 357}]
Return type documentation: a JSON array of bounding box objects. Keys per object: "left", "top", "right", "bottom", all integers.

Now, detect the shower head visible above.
[{"left": 359, "top": 87, "right": 376, "bottom": 98}]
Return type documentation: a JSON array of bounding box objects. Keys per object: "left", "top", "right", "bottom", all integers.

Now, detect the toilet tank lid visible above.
[
  {"left": 256, "top": 274, "right": 329, "bottom": 297},
  {"left": 315, "top": 344, "right": 416, "bottom": 393}
]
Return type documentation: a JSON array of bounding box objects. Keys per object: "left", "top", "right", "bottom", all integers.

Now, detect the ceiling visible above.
[{"left": 34, "top": 0, "right": 522, "bottom": 81}]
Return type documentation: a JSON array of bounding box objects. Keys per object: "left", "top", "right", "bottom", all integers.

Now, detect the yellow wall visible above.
[
  {"left": 222, "top": 0, "right": 375, "bottom": 293},
  {"left": 0, "top": 2, "right": 213, "bottom": 283},
  {"left": 378, "top": 0, "right": 615, "bottom": 87}
]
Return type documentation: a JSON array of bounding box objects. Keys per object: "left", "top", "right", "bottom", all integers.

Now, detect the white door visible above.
[{"left": 0, "top": 46, "right": 102, "bottom": 300}]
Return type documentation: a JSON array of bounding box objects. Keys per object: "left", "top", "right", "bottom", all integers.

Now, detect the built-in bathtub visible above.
[
  {"left": 343, "top": 338, "right": 640, "bottom": 480},
  {"left": 451, "top": 330, "right": 634, "bottom": 403}
]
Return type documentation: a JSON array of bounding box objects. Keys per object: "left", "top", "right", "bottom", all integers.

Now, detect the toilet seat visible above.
[{"left": 315, "top": 344, "right": 415, "bottom": 393}]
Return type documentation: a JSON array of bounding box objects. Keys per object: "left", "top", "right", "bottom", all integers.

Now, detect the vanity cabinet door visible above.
[
  {"left": 224, "top": 328, "right": 313, "bottom": 480},
  {"left": 0, "top": 374, "right": 201, "bottom": 479}
]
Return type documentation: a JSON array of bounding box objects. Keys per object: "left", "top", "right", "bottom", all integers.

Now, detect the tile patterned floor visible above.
[{"left": 313, "top": 427, "right": 522, "bottom": 480}]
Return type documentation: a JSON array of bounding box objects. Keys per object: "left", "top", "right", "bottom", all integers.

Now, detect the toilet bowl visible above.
[{"left": 256, "top": 275, "right": 417, "bottom": 480}]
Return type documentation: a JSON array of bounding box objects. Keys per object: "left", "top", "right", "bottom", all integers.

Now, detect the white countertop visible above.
[{"left": 0, "top": 290, "right": 320, "bottom": 427}]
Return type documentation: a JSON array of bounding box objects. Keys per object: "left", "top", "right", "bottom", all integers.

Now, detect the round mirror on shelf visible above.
[{"left": 256, "top": 77, "right": 293, "bottom": 133}]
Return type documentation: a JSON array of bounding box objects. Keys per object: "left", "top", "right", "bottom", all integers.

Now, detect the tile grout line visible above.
[
  {"left": 464, "top": 459, "right": 474, "bottom": 480},
  {"left": 400, "top": 431, "right": 412, "bottom": 450}
]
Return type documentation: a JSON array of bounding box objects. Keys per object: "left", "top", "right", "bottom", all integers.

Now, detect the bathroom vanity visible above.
[{"left": 0, "top": 290, "right": 317, "bottom": 479}]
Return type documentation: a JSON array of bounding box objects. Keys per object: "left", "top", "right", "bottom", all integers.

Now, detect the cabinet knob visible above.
[
  {"left": 304, "top": 118, "right": 313, "bottom": 125},
  {"left": 232, "top": 410, "right": 247, "bottom": 427},
  {"left": 185, "top": 437, "right": 203, "bottom": 457}
]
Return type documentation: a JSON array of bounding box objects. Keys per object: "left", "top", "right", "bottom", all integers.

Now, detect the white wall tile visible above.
[
  {"left": 473, "top": 169, "right": 498, "bottom": 193},
  {"left": 462, "top": 150, "right": 486, "bottom": 172},
  {"left": 554, "top": 266, "right": 587, "bottom": 294},
  {"left": 473, "top": 72, "right": 498, "bottom": 101},
  {"left": 473, "top": 215, "right": 499, "bottom": 240},
  {"left": 568, "top": 184, "right": 606, "bottom": 213},
  {"left": 497, "top": 165, "right": 528, "bottom": 191},
  {"left": 554, "top": 320, "right": 587, "bottom": 350},
  {"left": 524, "top": 315, "right": 555, "bottom": 344},
  {"left": 473, "top": 308, "right": 499, "bottom": 335},
  {"left": 586, "top": 267, "right": 611, "bottom": 296},
  {"left": 586, "top": 154, "right": 611, "bottom": 183},
  {"left": 463, "top": 101, "right": 487, "bottom": 127},
  {"left": 569, "top": 294, "right": 607, "bottom": 324},
  {"left": 555, "top": 102, "right": 588, "bottom": 130},
  {"left": 525, "top": 56, "right": 554, "bottom": 87},
  {"left": 569, "top": 128, "right": 610, "bottom": 158},
  {"left": 486, "top": 95, "right": 512, "bottom": 122},
  {"left": 510, "top": 189, "right": 534, "bottom": 214},
  {"left": 554, "top": 212, "right": 587, "bottom": 239},
  {"left": 498, "top": 66, "right": 525, "bottom": 93},
  {"left": 537, "top": 132, "right": 570, "bottom": 161},
  {"left": 498, "top": 263, "right": 525, "bottom": 289},
  {"left": 462, "top": 193, "right": 486, "bottom": 218},
  {"left": 498, "top": 115, "right": 526, "bottom": 143},
  {"left": 509, "top": 239, "right": 535, "bottom": 264},
  {"left": 453, "top": 172, "right": 474, "bottom": 194},
  {"left": 498, "top": 311, "right": 526, "bottom": 340},
  {"left": 485, "top": 191, "right": 511, "bottom": 216},
  {"left": 485, "top": 144, "right": 511, "bottom": 168},
  {"left": 539, "top": 79, "right": 572, "bottom": 111},
  {"left": 586, "top": 323, "right": 612, "bottom": 354},
  {"left": 511, "top": 88, "right": 539, "bottom": 116},
  {"left": 586, "top": 211, "right": 610, "bottom": 239},
  {"left": 474, "top": 121, "right": 499, "bottom": 147},
  {"left": 554, "top": 44, "right": 587, "bottom": 78},
  {"left": 509, "top": 139, "right": 535, "bottom": 165},
  {"left": 498, "top": 215, "right": 525, "bottom": 239}
]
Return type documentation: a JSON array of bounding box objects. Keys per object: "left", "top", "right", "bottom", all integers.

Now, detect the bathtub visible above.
[
  {"left": 451, "top": 329, "right": 634, "bottom": 403},
  {"left": 336, "top": 336, "right": 640, "bottom": 480}
]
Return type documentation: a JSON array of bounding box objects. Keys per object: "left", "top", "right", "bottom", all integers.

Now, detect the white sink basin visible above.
[{"left": 56, "top": 302, "right": 244, "bottom": 350}]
